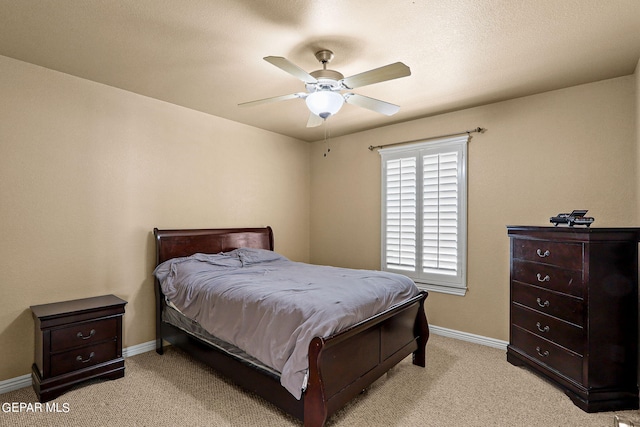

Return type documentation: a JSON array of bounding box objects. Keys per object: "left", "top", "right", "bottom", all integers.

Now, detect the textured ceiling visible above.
[{"left": 1, "top": 0, "right": 639, "bottom": 142}]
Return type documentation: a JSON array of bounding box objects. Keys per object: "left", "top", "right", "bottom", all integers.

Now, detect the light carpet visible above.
[{"left": 1, "top": 334, "right": 638, "bottom": 426}]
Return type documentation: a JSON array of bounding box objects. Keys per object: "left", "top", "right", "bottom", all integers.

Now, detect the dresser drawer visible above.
[
  {"left": 50, "top": 340, "right": 118, "bottom": 377},
  {"left": 511, "top": 303, "right": 584, "bottom": 355},
  {"left": 51, "top": 318, "right": 118, "bottom": 352},
  {"left": 512, "top": 238, "right": 582, "bottom": 270},
  {"left": 511, "top": 326, "right": 583, "bottom": 384},
  {"left": 512, "top": 281, "right": 584, "bottom": 326},
  {"left": 512, "top": 260, "right": 584, "bottom": 297}
]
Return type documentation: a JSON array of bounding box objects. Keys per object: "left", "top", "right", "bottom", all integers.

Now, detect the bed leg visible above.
[
  {"left": 412, "top": 293, "right": 429, "bottom": 367},
  {"left": 155, "top": 279, "right": 164, "bottom": 355}
]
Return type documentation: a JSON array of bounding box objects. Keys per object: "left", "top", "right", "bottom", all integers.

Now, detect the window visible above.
[{"left": 380, "top": 135, "right": 467, "bottom": 296}]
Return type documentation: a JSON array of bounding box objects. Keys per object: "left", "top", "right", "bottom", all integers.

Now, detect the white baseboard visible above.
[
  {"left": 0, "top": 339, "right": 157, "bottom": 396},
  {"left": 0, "top": 374, "right": 32, "bottom": 396},
  {"left": 122, "top": 339, "right": 157, "bottom": 358},
  {"left": 429, "top": 324, "right": 508, "bottom": 350},
  {"left": 2, "top": 327, "right": 507, "bottom": 396}
]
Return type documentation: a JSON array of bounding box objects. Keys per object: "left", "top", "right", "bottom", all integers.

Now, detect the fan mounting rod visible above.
[{"left": 310, "top": 49, "right": 343, "bottom": 83}]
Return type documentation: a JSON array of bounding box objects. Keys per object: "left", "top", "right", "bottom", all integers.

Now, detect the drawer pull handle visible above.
[
  {"left": 536, "top": 346, "right": 549, "bottom": 357},
  {"left": 536, "top": 322, "right": 550, "bottom": 333},
  {"left": 536, "top": 298, "right": 550, "bottom": 308},
  {"left": 536, "top": 249, "right": 550, "bottom": 258},
  {"left": 536, "top": 273, "right": 550, "bottom": 282},
  {"left": 77, "top": 329, "right": 96, "bottom": 340},
  {"left": 76, "top": 352, "right": 95, "bottom": 363}
]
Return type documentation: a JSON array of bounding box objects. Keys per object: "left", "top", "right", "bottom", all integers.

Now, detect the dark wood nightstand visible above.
[{"left": 30, "top": 294, "right": 127, "bottom": 402}]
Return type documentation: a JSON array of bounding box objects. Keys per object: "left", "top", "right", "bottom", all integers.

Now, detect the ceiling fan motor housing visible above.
[{"left": 310, "top": 69, "right": 344, "bottom": 81}]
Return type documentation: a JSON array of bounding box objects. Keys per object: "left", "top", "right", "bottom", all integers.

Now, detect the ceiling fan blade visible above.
[
  {"left": 238, "top": 93, "right": 305, "bottom": 107},
  {"left": 264, "top": 56, "right": 318, "bottom": 83},
  {"left": 306, "top": 113, "right": 324, "bottom": 128},
  {"left": 341, "top": 62, "right": 411, "bottom": 89},
  {"left": 344, "top": 93, "right": 400, "bottom": 116}
]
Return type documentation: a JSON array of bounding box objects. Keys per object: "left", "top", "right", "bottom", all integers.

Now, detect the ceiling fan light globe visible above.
[{"left": 305, "top": 91, "right": 344, "bottom": 119}]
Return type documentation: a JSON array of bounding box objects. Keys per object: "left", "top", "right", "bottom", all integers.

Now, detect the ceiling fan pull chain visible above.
[{"left": 323, "top": 120, "right": 331, "bottom": 157}]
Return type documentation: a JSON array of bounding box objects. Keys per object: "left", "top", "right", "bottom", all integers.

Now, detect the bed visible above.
[{"left": 153, "top": 226, "right": 429, "bottom": 427}]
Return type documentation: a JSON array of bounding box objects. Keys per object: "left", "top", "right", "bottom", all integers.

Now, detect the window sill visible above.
[{"left": 415, "top": 282, "right": 467, "bottom": 296}]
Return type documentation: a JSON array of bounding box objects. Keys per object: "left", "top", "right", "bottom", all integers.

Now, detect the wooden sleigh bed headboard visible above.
[
  {"left": 154, "top": 226, "right": 274, "bottom": 264},
  {"left": 152, "top": 226, "right": 429, "bottom": 427}
]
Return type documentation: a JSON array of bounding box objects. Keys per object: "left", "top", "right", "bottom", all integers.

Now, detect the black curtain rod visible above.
[{"left": 368, "top": 127, "right": 486, "bottom": 151}]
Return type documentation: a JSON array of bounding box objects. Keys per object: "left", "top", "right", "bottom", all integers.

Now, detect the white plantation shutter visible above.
[
  {"left": 380, "top": 135, "right": 467, "bottom": 296},
  {"left": 422, "top": 152, "right": 458, "bottom": 275},
  {"left": 384, "top": 157, "right": 417, "bottom": 270}
]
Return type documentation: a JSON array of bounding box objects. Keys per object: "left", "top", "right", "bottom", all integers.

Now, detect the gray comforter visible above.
[{"left": 153, "top": 248, "right": 419, "bottom": 399}]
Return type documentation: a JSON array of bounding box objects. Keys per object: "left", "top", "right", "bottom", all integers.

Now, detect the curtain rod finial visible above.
[{"left": 466, "top": 127, "right": 486, "bottom": 135}]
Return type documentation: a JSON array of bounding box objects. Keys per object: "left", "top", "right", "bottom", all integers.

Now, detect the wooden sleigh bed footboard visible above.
[{"left": 153, "top": 227, "right": 429, "bottom": 427}]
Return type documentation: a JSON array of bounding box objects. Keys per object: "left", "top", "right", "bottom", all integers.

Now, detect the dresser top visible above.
[
  {"left": 507, "top": 226, "right": 640, "bottom": 242},
  {"left": 30, "top": 294, "right": 127, "bottom": 320}
]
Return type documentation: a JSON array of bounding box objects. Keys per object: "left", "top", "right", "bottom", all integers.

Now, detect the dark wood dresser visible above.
[
  {"left": 30, "top": 294, "right": 127, "bottom": 402},
  {"left": 506, "top": 226, "right": 639, "bottom": 412}
]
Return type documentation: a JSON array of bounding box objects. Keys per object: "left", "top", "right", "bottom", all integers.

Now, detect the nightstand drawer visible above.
[
  {"left": 512, "top": 326, "right": 583, "bottom": 384},
  {"left": 512, "top": 260, "right": 583, "bottom": 297},
  {"left": 512, "top": 238, "right": 582, "bottom": 270},
  {"left": 50, "top": 340, "right": 118, "bottom": 377},
  {"left": 511, "top": 303, "right": 584, "bottom": 355},
  {"left": 51, "top": 318, "right": 118, "bottom": 352},
  {"left": 512, "top": 281, "right": 584, "bottom": 326}
]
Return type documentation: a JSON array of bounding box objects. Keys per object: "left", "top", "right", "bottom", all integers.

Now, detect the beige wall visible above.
[
  {"left": 1, "top": 51, "right": 638, "bottom": 383},
  {"left": 0, "top": 55, "right": 311, "bottom": 381},
  {"left": 310, "top": 75, "right": 637, "bottom": 341}
]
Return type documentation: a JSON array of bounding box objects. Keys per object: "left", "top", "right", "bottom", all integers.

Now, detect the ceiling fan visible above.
[{"left": 239, "top": 50, "right": 411, "bottom": 127}]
